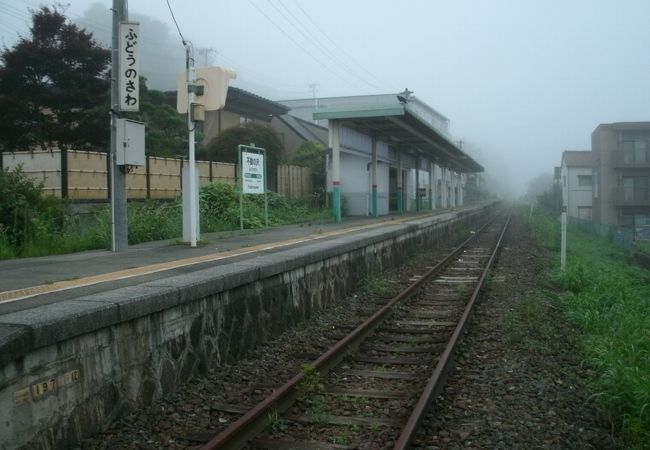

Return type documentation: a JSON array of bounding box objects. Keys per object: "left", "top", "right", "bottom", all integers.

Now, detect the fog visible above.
[{"left": 3, "top": 0, "right": 649, "bottom": 197}]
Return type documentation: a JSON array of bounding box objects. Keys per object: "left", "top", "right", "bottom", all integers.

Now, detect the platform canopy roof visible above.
[{"left": 313, "top": 99, "right": 483, "bottom": 173}]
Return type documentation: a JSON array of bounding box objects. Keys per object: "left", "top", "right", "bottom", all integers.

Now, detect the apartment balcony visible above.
[
  {"left": 612, "top": 151, "right": 650, "bottom": 169},
  {"left": 613, "top": 187, "right": 650, "bottom": 207}
]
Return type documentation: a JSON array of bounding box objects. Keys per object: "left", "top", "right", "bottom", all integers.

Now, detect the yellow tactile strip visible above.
[{"left": 0, "top": 216, "right": 421, "bottom": 305}]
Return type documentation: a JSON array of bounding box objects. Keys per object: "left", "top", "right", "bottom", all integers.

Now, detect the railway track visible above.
[{"left": 199, "top": 214, "right": 511, "bottom": 450}]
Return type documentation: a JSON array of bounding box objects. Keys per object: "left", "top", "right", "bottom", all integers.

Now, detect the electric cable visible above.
[
  {"left": 274, "top": 0, "right": 382, "bottom": 91},
  {"left": 164, "top": 0, "right": 187, "bottom": 46},
  {"left": 291, "top": 0, "right": 392, "bottom": 90},
  {"left": 246, "top": 0, "right": 369, "bottom": 93}
]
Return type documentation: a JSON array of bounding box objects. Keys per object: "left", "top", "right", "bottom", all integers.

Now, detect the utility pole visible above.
[
  {"left": 196, "top": 47, "right": 217, "bottom": 67},
  {"left": 111, "top": 0, "right": 128, "bottom": 252},
  {"left": 185, "top": 42, "right": 198, "bottom": 247},
  {"left": 309, "top": 82, "right": 318, "bottom": 123}
]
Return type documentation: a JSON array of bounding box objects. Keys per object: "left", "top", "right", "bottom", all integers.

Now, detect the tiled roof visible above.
[{"left": 562, "top": 150, "right": 592, "bottom": 167}]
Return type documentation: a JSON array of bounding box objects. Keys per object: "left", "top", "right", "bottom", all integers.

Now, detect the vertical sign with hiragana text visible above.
[{"left": 119, "top": 22, "right": 139, "bottom": 111}]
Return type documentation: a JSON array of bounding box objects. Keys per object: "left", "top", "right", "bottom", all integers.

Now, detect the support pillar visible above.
[
  {"left": 397, "top": 153, "right": 403, "bottom": 214},
  {"left": 415, "top": 156, "right": 420, "bottom": 212},
  {"left": 429, "top": 161, "right": 434, "bottom": 210},
  {"left": 329, "top": 120, "right": 342, "bottom": 223},
  {"left": 371, "top": 138, "right": 378, "bottom": 217},
  {"left": 441, "top": 167, "right": 447, "bottom": 208}
]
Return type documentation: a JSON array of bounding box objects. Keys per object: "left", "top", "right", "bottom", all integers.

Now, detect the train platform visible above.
[
  {"left": 0, "top": 210, "right": 457, "bottom": 315},
  {"left": 0, "top": 203, "right": 494, "bottom": 450}
]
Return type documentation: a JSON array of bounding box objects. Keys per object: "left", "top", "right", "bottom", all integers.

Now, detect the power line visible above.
[
  {"left": 0, "top": 4, "right": 31, "bottom": 22},
  {"left": 274, "top": 0, "right": 382, "bottom": 91},
  {"left": 291, "top": 0, "right": 391, "bottom": 90},
  {"left": 164, "top": 0, "right": 186, "bottom": 45},
  {"left": 266, "top": 0, "right": 378, "bottom": 91},
  {"left": 247, "top": 0, "right": 368, "bottom": 93}
]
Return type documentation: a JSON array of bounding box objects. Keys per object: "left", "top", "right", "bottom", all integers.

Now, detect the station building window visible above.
[{"left": 578, "top": 175, "right": 592, "bottom": 187}]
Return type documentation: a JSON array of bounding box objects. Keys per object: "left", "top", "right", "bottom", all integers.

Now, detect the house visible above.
[
  {"left": 560, "top": 150, "right": 593, "bottom": 220},
  {"left": 270, "top": 114, "right": 328, "bottom": 159},
  {"left": 200, "top": 86, "right": 289, "bottom": 145},
  {"left": 592, "top": 122, "right": 650, "bottom": 228}
]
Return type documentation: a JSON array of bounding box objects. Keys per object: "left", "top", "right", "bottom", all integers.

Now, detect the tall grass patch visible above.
[
  {"left": 529, "top": 209, "right": 650, "bottom": 446},
  {"left": 0, "top": 175, "right": 329, "bottom": 258}
]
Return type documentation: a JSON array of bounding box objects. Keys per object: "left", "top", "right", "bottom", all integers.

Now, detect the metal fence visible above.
[{"left": 568, "top": 216, "right": 635, "bottom": 250}]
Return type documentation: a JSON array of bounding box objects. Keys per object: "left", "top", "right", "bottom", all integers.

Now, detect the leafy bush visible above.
[
  {"left": 200, "top": 182, "right": 328, "bottom": 231},
  {"left": 0, "top": 166, "right": 65, "bottom": 252},
  {"left": 0, "top": 179, "right": 328, "bottom": 259},
  {"left": 128, "top": 201, "right": 181, "bottom": 244}
]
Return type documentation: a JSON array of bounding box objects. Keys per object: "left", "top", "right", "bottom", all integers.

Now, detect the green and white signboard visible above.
[
  {"left": 238, "top": 144, "right": 268, "bottom": 230},
  {"left": 242, "top": 151, "right": 264, "bottom": 193}
]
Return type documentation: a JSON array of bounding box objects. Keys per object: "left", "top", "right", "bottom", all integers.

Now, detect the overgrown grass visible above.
[
  {"left": 360, "top": 275, "right": 399, "bottom": 297},
  {"left": 200, "top": 183, "right": 328, "bottom": 231},
  {"left": 524, "top": 208, "right": 650, "bottom": 447},
  {"left": 0, "top": 181, "right": 329, "bottom": 259},
  {"left": 635, "top": 239, "right": 650, "bottom": 255}
]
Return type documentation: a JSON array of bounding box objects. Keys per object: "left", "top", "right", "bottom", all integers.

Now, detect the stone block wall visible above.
[{"left": 0, "top": 206, "right": 488, "bottom": 450}]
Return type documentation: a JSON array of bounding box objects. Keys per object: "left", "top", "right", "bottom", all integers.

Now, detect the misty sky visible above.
[{"left": 2, "top": 0, "right": 650, "bottom": 195}]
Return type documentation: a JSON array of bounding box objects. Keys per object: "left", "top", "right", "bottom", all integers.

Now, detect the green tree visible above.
[
  {"left": 537, "top": 182, "right": 563, "bottom": 216},
  {"left": 203, "top": 123, "right": 284, "bottom": 188},
  {"left": 286, "top": 141, "right": 326, "bottom": 193},
  {"left": 0, "top": 6, "right": 110, "bottom": 152},
  {"left": 124, "top": 79, "right": 187, "bottom": 157}
]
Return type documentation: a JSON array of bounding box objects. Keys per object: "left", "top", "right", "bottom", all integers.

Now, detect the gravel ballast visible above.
[{"left": 73, "top": 215, "right": 617, "bottom": 449}]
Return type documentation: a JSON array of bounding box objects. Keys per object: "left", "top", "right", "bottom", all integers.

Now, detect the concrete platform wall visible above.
[{"left": 0, "top": 206, "right": 489, "bottom": 450}]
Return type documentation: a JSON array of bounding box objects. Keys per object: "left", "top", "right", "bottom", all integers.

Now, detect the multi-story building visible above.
[
  {"left": 560, "top": 150, "right": 593, "bottom": 220},
  {"left": 592, "top": 122, "right": 650, "bottom": 228}
]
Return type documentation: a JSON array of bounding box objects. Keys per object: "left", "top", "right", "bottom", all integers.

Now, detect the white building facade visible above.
[{"left": 560, "top": 150, "right": 593, "bottom": 220}]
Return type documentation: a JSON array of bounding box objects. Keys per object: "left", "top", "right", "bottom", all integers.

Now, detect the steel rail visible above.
[
  {"left": 394, "top": 214, "right": 511, "bottom": 449},
  {"left": 200, "top": 216, "right": 497, "bottom": 450}
]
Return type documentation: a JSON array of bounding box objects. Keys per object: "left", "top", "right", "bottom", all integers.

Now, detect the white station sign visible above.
[
  {"left": 242, "top": 151, "right": 264, "bottom": 194},
  {"left": 119, "top": 21, "right": 140, "bottom": 111}
]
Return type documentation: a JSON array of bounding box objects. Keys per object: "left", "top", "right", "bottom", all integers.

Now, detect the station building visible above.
[{"left": 280, "top": 94, "right": 483, "bottom": 221}]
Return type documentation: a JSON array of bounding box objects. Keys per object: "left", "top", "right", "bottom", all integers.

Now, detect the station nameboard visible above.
[
  {"left": 119, "top": 21, "right": 139, "bottom": 112},
  {"left": 242, "top": 151, "right": 264, "bottom": 194}
]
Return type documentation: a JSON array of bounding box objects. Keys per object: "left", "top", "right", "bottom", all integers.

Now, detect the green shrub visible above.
[
  {"left": 527, "top": 208, "right": 650, "bottom": 446},
  {"left": 0, "top": 180, "right": 328, "bottom": 259},
  {"left": 0, "top": 166, "right": 66, "bottom": 253},
  {"left": 200, "top": 182, "right": 328, "bottom": 231},
  {"left": 128, "top": 201, "right": 181, "bottom": 244}
]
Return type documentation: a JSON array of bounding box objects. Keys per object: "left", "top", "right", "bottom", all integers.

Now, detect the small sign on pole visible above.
[
  {"left": 238, "top": 144, "right": 268, "bottom": 230},
  {"left": 119, "top": 21, "right": 139, "bottom": 112}
]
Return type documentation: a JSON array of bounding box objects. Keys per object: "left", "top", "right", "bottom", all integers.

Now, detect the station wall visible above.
[{"left": 0, "top": 204, "right": 491, "bottom": 450}]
